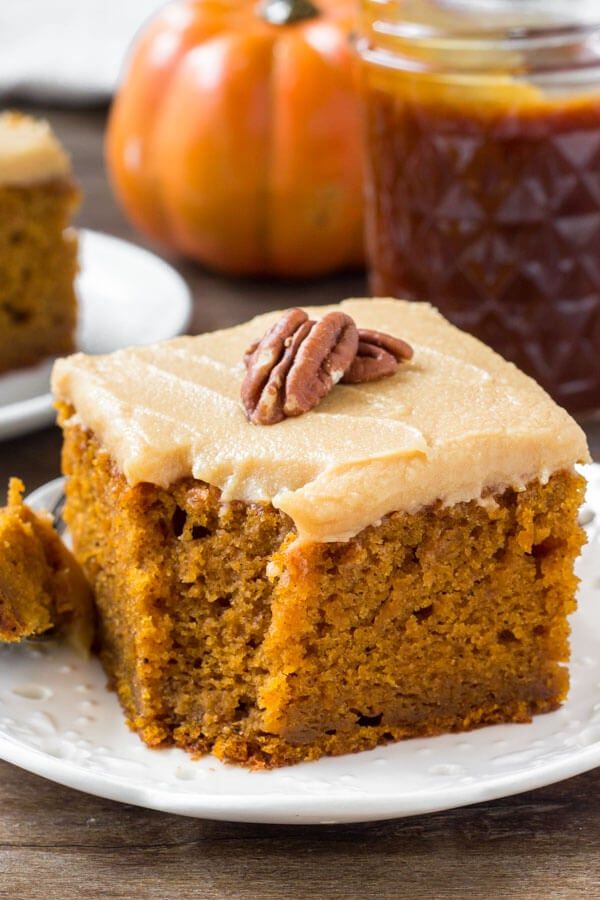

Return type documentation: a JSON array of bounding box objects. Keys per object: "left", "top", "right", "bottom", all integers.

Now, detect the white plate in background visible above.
[
  {"left": 0, "top": 466, "right": 597, "bottom": 825},
  {"left": 0, "top": 229, "right": 192, "bottom": 441}
]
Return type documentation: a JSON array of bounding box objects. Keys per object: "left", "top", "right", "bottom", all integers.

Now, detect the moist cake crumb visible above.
[{"left": 0, "top": 478, "right": 94, "bottom": 653}]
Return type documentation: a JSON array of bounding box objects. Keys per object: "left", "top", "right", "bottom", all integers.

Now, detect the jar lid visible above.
[
  {"left": 360, "top": 0, "right": 600, "bottom": 80},
  {"left": 393, "top": 0, "right": 600, "bottom": 34}
]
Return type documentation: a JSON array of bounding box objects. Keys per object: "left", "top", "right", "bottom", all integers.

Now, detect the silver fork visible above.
[{"left": 50, "top": 491, "right": 67, "bottom": 536}]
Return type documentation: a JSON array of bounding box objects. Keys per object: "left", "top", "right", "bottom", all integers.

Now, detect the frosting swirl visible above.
[{"left": 0, "top": 112, "right": 72, "bottom": 186}]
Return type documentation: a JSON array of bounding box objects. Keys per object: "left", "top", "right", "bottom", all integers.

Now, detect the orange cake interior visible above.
[
  {"left": 52, "top": 299, "right": 589, "bottom": 767},
  {"left": 0, "top": 111, "right": 80, "bottom": 374}
]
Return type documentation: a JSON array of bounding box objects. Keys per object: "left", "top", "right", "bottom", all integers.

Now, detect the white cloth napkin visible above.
[{"left": 0, "top": 0, "right": 166, "bottom": 104}]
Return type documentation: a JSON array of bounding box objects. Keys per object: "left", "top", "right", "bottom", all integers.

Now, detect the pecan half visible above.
[
  {"left": 241, "top": 309, "right": 358, "bottom": 425},
  {"left": 341, "top": 328, "right": 414, "bottom": 384},
  {"left": 284, "top": 311, "right": 358, "bottom": 416}
]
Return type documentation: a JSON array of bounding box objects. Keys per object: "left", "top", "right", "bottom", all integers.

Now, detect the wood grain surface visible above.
[{"left": 0, "top": 108, "right": 599, "bottom": 899}]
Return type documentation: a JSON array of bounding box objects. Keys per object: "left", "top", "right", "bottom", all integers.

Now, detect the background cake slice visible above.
[
  {"left": 52, "top": 299, "right": 589, "bottom": 767},
  {"left": 0, "top": 111, "right": 80, "bottom": 374}
]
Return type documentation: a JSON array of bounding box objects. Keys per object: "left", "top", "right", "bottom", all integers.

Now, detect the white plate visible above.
[
  {"left": 0, "top": 467, "right": 598, "bottom": 825},
  {"left": 0, "top": 230, "right": 192, "bottom": 441}
]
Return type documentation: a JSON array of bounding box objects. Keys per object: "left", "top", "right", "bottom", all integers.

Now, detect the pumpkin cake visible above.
[
  {"left": 0, "top": 479, "right": 93, "bottom": 653},
  {"left": 0, "top": 112, "right": 80, "bottom": 375},
  {"left": 51, "top": 298, "right": 589, "bottom": 768}
]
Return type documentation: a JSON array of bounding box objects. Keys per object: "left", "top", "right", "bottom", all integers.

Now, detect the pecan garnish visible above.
[
  {"left": 341, "top": 329, "right": 414, "bottom": 384},
  {"left": 242, "top": 309, "right": 358, "bottom": 425},
  {"left": 242, "top": 309, "right": 413, "bottom": 425}
]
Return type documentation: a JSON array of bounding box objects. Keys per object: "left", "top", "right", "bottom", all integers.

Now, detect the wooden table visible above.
[{"left": 1, "top": 109, "right": 599, "bottom": 899}]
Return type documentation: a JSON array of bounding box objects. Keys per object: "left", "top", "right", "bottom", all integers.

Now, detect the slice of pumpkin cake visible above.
[
  {"left": 52, "top": 298, "right": 589, "bottom": 767},
  {"left": 0, "top": 111, "right": 80, "bottom": 374}
]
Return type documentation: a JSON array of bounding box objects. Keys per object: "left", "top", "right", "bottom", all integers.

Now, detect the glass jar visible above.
[{"left": 357, "top": 0, "right": 600, "bottom": 414}]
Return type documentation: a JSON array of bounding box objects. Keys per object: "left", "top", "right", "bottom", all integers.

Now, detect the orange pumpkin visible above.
[{"left": 106, "top": 0, "right": 364, "bottom": 277}]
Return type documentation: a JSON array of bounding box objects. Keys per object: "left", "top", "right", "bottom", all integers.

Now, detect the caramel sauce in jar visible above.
[{"left": 359, "top": 1, "right": 600, "bottom": 413}]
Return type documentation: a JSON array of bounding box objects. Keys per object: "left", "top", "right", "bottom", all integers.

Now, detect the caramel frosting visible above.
[
  {"left": 0, "top": 112, "right": 72, "bottom": 186},
  {"left": 52, "top": 299, "right": 589, "bottom": 543}
]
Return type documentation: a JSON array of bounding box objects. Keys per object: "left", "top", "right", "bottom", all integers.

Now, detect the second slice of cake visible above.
[
  {"left": 0, "top": 112, "right": 80, "bottom": 374},
  {"left": 51, "top": 299, "right": 589, "bottom": 767}
]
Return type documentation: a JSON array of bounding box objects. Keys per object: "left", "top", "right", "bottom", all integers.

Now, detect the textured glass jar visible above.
[{"left": 358, "top": 0, "right": 600, "bottom": 414}]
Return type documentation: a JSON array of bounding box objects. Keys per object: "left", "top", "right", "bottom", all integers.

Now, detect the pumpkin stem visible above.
[{"left": 258, "top": 0, "right": 320, "bottom": 26}]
